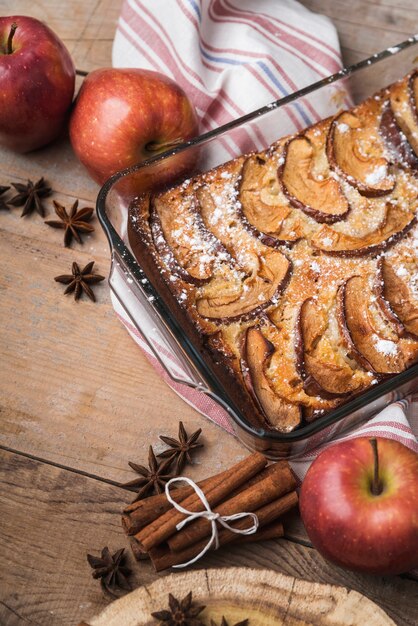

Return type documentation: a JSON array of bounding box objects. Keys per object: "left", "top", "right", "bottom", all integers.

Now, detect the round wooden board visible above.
[{"left": 80, "top": 567, "right": 395, "bottom": 626}]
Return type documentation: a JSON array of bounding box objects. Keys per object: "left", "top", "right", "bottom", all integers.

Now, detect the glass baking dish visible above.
[{"left": 97, "top": 37, "right": 418, "bottom": 458}]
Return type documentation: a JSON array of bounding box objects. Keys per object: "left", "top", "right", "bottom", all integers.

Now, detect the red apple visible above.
[
  {"left": 300, "top": 437, "right": 418, "bottom": 575},
  {"left": 69, "top": 68, "right": 199, "bottom": 191},
  {"left": 0, "top": 16, "right": 75, "bottom": 152}
]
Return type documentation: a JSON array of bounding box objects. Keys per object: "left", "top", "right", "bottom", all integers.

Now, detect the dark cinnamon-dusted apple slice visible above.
[
  {"left": 280, "top": 131, "right": 350, "bottom": 223},
  {"left": 379, "top": 101, "right": 418, "bottom": 171},
  {"left": 296, "top": 298, "right": 367, "bottom": 397},
  {"left": 374, "top": 258, "right": 405, "bottom": 337},
  {"left": 311, "top": 203, "right": 416, "bottom": 256},
  {"left": 389, "top": 70, "right": 418, "bottom": 156},
  {"left": 196, "top": 252, "right": 291, "bottom": 322},
  {"left": 378, "top": 257, "right": 418, "bottom": 338},
  {"left": 238, "top": 154, "right": 294, "bottom": 247},
  {"left": 242, "top": 326, "right": 301, "bottom": 432},
  {"left": 337, "top": 275, "right": 416, "bottom": 374},
  {"left": 327, "top": 109, "right": 395, "bottom": 197},
  {"left": 150, "top": 194, "right": 214, "bottom": 285}
]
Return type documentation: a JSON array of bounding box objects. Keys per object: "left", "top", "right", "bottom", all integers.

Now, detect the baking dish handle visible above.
[{"left": 108, "top": 251, "right": 211, "bottom": 390}]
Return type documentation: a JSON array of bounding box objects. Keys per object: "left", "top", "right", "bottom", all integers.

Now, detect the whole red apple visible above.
[
  {"left": 69, "top": 68, "right": 199, "bottom": 189},
  {"left": 0, "top": 16, "right": 75, "bottom": 152},
  {"left": 300, "top": 437, "right": 418, "bottom": 575}
]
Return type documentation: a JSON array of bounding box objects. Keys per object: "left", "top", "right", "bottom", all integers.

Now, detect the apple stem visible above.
[
  {"left": 6, "top": 22, "right": 17, "bottom": 55},
  {"left": 369, "top": 438, "right": 383, "bottom": 496}
]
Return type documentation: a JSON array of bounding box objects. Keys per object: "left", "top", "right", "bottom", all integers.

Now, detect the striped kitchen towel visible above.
[
  {"left": 113, "top": 0, "right": 343, "bottom": 156},
  {"left": 111, "top": 0, "right": 417, "bottom": 465}
]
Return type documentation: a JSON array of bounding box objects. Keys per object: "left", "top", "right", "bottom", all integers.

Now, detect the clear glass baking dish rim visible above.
[{"left": 96, "top": 35, "right": 418, "bottom": 443}]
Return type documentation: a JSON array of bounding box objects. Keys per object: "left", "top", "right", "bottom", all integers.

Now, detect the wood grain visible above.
[
  {"left": 84, "top": 568, "right": 396, "bottom": 625},
  {"left": 1, "top": 450, "right": 417, "bottom": 626},
  {"left": 1, "top": 2, "right": 417, "bottom": 625},
  {"left": 0, "top": 193, "right": 245, "bottom": 482},
  {"left": 303, "top": 1, "right": 418, "bottom": 64}
]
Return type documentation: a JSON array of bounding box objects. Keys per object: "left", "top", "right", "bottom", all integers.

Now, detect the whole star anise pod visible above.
[
  {"left": 123, "top": 445, "right": 176, "bottom": 502},
  {"left": 0, "top": 185, "right": 10, "bottom": 210},
  {"left": 151, "top": 591, "right": 205, "bottom": 625},
  {"left": 87, "top": 546, "right": 131, "bottom": 595},
  {"left": 54, "top": 261, "right": 105, "bottom": 302},
  {"left": 45, "top": 199, "right": 94, "bottom": 246},
  {"left": 211, "top": 618, "right": 249, "bottom": 626},
  {"left": 9, "top": 177, "right": 52, "bottom": 217},
  {"left": 158, "top": 421, "right": 203, "bottom": 473}
]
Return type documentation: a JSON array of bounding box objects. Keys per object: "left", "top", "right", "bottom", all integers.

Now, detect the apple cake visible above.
[{"left": 128, "top": 70, "right": 418, "bottom": 433}]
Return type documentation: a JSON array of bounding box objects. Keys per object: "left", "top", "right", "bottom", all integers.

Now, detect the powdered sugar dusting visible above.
[
  {"left": 374, "top": 338, "right": 398, "bottom": 356},
  {"left": 365, "top": 164, "right": 387, "bottom": 185}
]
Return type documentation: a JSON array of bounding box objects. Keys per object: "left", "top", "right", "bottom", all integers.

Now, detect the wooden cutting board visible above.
[{"left": 80, "top": 567, "right": 395, "bottom": 625}]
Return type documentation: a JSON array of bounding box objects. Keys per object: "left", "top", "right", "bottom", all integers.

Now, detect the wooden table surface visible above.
[{"left": 1, "top": 1, "right": 417, "bottom": 624}]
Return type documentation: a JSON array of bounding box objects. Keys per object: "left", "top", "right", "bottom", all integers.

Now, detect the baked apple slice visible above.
[
  {"left": 242, "top": 326, "right": 301, "bottom": 432},
  {"left": 337, "top": 275, "right": 418, "bottom": 374},
  {"left": 311, "top": 202, "right": 416, "bottom": 255},
  {"left": 377, "top": 257, "right": 418, "bottom": 338},
  {"left": 327, "top": 106, "right": 395, "bottom": 197},
  {"left": 389, "top": 70, "right": 418, "bottom": 156},
  {"left": 238, "top": 154, "right": 294, "bottom": 247},
  {"left": 296, "top": 298, "right": 368, "bottom": 397},
  {"left": 196, "top": 177, "right": 265, "bottom": 274},
  {"left": 379, "top": 101, "right": 418, "bottom": 171},
  {"left": 196, "top": 252, "right": 291, "bottom": 321},
  {"left": 280, "top": 125, "right": 350, "bottom": 223},
  {"left": 150, "top": 193, "right": 216, "bottom": 285},
  {"left": 374, "top": 258, "right": 405, "bottom": 337}
]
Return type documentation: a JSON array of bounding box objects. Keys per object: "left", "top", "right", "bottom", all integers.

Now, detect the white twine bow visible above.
[{"left": 165, "top": 476, "right": 259, "bottom": 568}]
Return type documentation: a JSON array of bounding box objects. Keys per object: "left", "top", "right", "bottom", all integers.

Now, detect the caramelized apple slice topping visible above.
[
  {"left": 297, "top": 298, "right": 367, "bottom": 397},
  {"left": 150, "top": 194, "right": 216, "bottom": 285},
  {"left": 238, "top": 154, "right": 294, "bottom": 246},
  {"left": 389, "top": 70, "right": 418, "bottom": 156},
  {"left": 243, "top": 326, "right": 301, "bottom": 432},
  {"left": 337, "top": 275, "right": 417, "bottom": 374},
  {"left": 379, "top": 101, "right": 418, "bottom": 171},
  {"left": 281, "top": 133, "right": 350, "bottom": 223},
  {"left": 327, "top": 110, "right": 395, "bottom": 197},
  {"left": 196, "top": 252, "right": 291, "bottom": 321},
  {"left": 378, "top": 257, "right": 418, "bottom": 338},
  {"left": 311, "top": 203, "right": 416, "bottom": 256}
]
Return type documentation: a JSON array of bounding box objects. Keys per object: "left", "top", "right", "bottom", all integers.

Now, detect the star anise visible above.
[
  {"left": 54, "top": 261, "right": 105, "bottom": 302},
  {"left": 211, "top": 618, "right": 249, "bottom": 626},
  {"left": 123, "top": 445, "right": 176, "bottom": 502},
  {"left": 0, "top": 185, "right": 10, "bottom": 210},
  {"left": 87, "top": 546, "right": 131, "bottom": 596},
  {"left": 45, "top": 199, "right": 94, "bottom": 246},
  {"left": 9, "top": 177, "right": 52, "bottom": 217},
  {"left": 158, "top": 421, "right": 203, "bottom": 473},
  {"left": 151, "top": 591, "right": 205, "bottom": 625}
]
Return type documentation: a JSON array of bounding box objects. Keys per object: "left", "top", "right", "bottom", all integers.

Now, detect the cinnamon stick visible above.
[
  {"left": 123, "top": 460, "right": 284, "bottom": 536},
  {"left": 130, "top": 521, "right": 285, "bottom": 562},
  {"left": 209, "top": 490, "right": 298, "bottom": 548},
  {"left": 240, "top": 519, "right": 284, "bottom": 543},
  {"left": 148, "top": 490, "right": 298, "bottom": 571},
  {"left": 129, "top": 537, "right": 150, "bottom": 561},
  {"left": 167, "top": 461, "right": 296, "bottom": 552},
  {"left": 122, "top": 475, "right": 215, "bottom": 534},
  {"left": 136, "top": 451, "right": 267, "bottom": 552},
  {"left": 123, "top": 485, "right": 194, "bottom": 514}
]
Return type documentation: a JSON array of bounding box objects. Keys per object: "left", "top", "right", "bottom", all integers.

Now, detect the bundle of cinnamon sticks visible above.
[{"left": 122, "top": 452, "right": 298, "bottom": 571}]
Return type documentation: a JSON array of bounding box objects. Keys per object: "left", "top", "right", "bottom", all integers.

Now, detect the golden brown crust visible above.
[{"left": 128, "top": 72, "right": 418, "bottom": 433}]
